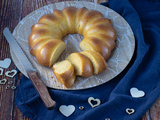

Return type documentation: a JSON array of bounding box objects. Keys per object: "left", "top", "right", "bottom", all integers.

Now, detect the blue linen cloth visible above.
[{"left": 15, "top": 0, "right": 160, "bottom": 120}]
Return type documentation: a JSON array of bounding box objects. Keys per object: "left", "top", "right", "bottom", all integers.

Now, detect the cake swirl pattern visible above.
[
  {"left": 28, "top": 6, "right": 117, "bottom": 88},
  {"left": 28, "top": 6, "right": 116, "bottom": 67},
  {"left": 11, "top": 1, "right": 135, "bottom": 89}
]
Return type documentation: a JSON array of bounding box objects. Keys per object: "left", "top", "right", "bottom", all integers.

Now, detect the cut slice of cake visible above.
[
  {"left": 52, "top": 60, "right": 76, "bottom": 88},
  {"left": 66, "top": 52, "right": 93, "bottom": 77},
  {"left": 81, "top": 50, "right": 107, "bottom": 74}
]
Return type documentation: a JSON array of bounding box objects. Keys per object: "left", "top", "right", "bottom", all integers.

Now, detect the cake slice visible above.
[
  {"left": 81, "top": 50, "right": 107, "bottom": 74},
  {"left": 79, "top": 37, "right": 111, "bottom": 60},
  {"left": 52, "top": 60, "right": 76, "bottom": 88},
  {"left": 66, "top": 53, "right": 93, "bottom": 77}
]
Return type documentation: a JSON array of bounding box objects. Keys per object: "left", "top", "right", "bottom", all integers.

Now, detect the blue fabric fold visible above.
[{"left": 15, "top": 0, "right": 160, "bottom": 120}]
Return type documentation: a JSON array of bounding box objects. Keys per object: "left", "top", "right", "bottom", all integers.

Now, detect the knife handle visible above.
[{"left": 28, "top": 71, "right": 56, "bottom": 110}]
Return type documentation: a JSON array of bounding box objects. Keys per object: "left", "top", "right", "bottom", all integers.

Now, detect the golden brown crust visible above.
[
  {"left": 75, "top": 7, "right": 88, "bottom": 32},
  {"left": 66, "top": 53, "right": 93, "bottom": 77},
  {"left": 53, "top": 9, "right": 69, "bottom": 36},
  {"left": 28, "top": 29, "right": 54, "bottom": 47},
  {"left": 78, "top": 10, "right": 104, "bottom": 35},
  {"left": 29, "top": 6, "right": 116, "bottom": 67},
  {"left": 35, "top": 40, "right": 66, "bottom": 67},
  {"left": 81, "top": 50, "right": 107, "bottom": 74},
  {"left": 84, "top": 24, "right": 116, "bottom": 40},
  {"left": 28, "top": 6, "right": 117, "bottom": 87},
  {"left": 52, "top": 60, "right": 76, "bottom": 88},
  {"left": 79, "top": 37, "right": 111, "bottom": 60},
  {"left": 62, "top": 7, "right": 78, "bottom": 33}
]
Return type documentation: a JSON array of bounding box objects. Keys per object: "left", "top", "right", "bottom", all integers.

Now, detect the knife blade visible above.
[{"left": 3, "top": 27, "right": 56, "bottom": 110}]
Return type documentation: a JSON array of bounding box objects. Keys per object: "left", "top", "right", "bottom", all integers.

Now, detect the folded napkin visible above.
[{"left": 15, "top": 0, "right": 160, "bottom": 120}]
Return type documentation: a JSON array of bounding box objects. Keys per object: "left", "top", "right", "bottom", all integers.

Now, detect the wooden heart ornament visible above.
[
  {"left": 0, "top": 79, "right": 7, "bottom": 85},
  {"left": 130, "top": 87, "right": 145, "bottom": 98},
  {"left": 5, "top": 70, "right": 17, "bottom": 78},
  {"left": 59, "top": 105, "right": 75, "bottom": 117},
  {"left": 88, "top": 97, "right": 101, "bottom": 108},
  {"left": 0, "top": 68, "right": 3, "bottom": 76},
  {"left": 126, "top": 108, "right": 135, "bottom": 115},
  {"left": 0, "top": 58, "right": 11, "bottom": 69}
]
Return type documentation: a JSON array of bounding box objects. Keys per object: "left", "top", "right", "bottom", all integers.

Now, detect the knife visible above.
[{"left": 3, "top": 27, "right": 56, "bottom": 110}]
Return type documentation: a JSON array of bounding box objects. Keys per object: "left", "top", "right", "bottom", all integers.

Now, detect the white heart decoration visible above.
[
  {"left": 5, "top": 70, "right": 17, "bottom": 78},
  {"left": 130, "top": 87, "right": 145, "bottom": 98},
  {"left": 0, "top": 79, "right": 7, "bottom": 85},
  {"left": 0, "top": 68, "right": 3, "bottom": 75},
  {"left": 88, "top": 97, "right": 101, "bottom": 108},
  {"left": 105, "top": 118, "right": 111, "bottom": 120},
  {"left": 59, "top": 105, "right": 75, "bottom": 117},
  {"left": 126, "top": 108, "right": 135, "bottom": 115},
  {"left": 0, "top": 58, "right": 11, "bottom": 69}
]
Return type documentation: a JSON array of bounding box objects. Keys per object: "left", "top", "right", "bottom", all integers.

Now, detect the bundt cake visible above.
[
  {"left": 80, "top": 50, "right": 107, "bottom": 74},
  {"left": 28, "top": 6, "right": 117, "bottom": 88},
  {"left": 28, "top": 6, "right": 116, "bottom": 67},
  {"left": 66, "top": 52, "right": 93, "bottom": 77},
  {"left": 52, "top": 60, "right": 76, "bottom": 88}
]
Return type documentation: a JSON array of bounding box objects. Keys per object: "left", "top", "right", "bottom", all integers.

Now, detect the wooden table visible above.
[{"left": 0, "top": 0, "right": 160, "bottom": 120}]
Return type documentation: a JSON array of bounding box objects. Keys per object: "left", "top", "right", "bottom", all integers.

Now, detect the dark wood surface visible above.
[{"left": 0, "top": 0, "right": 160, "bottom": 120}]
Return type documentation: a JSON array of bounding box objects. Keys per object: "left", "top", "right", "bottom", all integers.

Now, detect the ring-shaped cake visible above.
[{"left": 28, "top": 6, "right": 117, "bottom": 88}]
